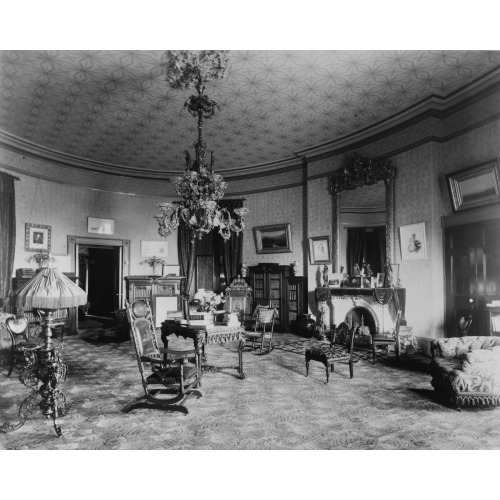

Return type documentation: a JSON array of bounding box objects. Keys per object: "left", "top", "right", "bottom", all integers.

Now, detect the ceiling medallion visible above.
[{"left": 155, "top": 50, "right": 247, "bottom": 242}]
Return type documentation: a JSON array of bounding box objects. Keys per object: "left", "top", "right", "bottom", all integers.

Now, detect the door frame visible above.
[
  {"left": 442, "top": 206, "right": 500, "bottom": 337},
  {"left": 68, "top": 235, "right": 130, "bottom": 309}
]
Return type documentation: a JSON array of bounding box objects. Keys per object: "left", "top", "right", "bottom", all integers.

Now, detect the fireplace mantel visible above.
[{"left": 315, "top": 287, "right": 406, "bottom": 334}]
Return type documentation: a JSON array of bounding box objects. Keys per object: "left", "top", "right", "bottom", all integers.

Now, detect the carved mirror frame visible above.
[{"left": 328, "top": 153, "right": 396, "bottom": 272}]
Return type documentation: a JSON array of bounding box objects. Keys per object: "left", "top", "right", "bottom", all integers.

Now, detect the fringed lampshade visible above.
[{"left": 7, "top": 267, "right": 87, "bottom": 343}]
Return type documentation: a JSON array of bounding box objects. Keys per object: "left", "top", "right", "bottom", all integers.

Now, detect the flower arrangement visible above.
[
  {"left": 198, "top": 290, "right": 225, "bottom": 313},
  {"left": 28, "top": 253, "right": 55, "bottom": 268},
  {"left": 140, "top": 256, "right": 167, "bottom": 275}
]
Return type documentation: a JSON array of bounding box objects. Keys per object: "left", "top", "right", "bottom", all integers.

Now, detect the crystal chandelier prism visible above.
[{"left": 155, "top": 50, "right": 248, "bottom": 242}]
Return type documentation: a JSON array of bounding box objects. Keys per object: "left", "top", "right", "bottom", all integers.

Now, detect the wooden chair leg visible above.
[
  {"left": 372, "top": 343, "right": 376, "bottom": 364},
  {"left": 7, "top": 348, "right": 15, "bottom": 377},
  {"left": 349, "top": 361, "right": 354, "bottom": 379},
  {"left": 325, "top": 363, "right": 329, "bottom": 383}
]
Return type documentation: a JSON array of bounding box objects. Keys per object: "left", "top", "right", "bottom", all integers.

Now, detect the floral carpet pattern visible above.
[{"left": 1, "top": 323, "right": 500, "bottom": 450}]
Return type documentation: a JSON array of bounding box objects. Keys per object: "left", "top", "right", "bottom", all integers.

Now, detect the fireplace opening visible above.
[{"left": 345, "top": 307, "right": 377, "bottom": 335}]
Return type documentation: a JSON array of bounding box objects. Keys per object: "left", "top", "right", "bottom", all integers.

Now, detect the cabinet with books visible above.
[{"left": 286, "top": 276, "right": 307, "bottom": 329}]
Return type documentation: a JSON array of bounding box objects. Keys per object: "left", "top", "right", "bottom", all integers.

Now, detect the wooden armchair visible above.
[
  {"left": 5, "top": 316, "right": 35, "bottom": 377},
  {"left": 125, "top": 299, "right": 202, "bottom": 414},
  {"left": 371, "top": 309, "right": 402, "bottom": 363}
]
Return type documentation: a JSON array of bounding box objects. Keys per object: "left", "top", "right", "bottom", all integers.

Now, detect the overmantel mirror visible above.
[{"left": 328, "top": 153, "right": 396, "bottom": 276}]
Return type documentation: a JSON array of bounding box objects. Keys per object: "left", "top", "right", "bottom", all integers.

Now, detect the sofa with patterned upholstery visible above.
[{"left": 430, "top": 336, "right": 500, "bottom": 408}]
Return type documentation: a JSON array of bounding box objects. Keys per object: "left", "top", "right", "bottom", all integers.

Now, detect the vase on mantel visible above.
[{"left": 292, "top": 261, "right": 300, "bottom": 276}]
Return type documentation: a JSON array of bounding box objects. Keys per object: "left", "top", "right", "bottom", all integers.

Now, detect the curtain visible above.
[
  {"left": 347, "top": 228, "right": 366, "bottom": 276},
  {"left": 177, "top": 221, "right": 197, "bottom": 317},
  {"left": 219, "top": 199, "right": 244, "bottom": 286},
  {"left": 0, "top": 171, "right": 17, "bottom": 300}
]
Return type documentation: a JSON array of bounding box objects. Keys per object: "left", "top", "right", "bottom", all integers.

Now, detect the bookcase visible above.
[
  {"left": 247, "top": 264, "right": 307, "bottom": 331},
  {"left": 286, "top": 276, "right": 308, "bottom": 328}
]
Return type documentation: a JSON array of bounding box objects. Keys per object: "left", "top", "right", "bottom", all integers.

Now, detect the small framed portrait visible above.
[
  {"left": 308, "top": 236, "right": 331, "bottom": 264},
  {"left": 25, "top": 223, "right": 51, "bottom": 252},
  {"left": 399, "top": 222, "right": 427, "bottom": 260},
  {"left": 253, "top": 223, "right": 292, "bottom": 254},
  {"left": 447, "top": 158, "right": 500, "bottom": 212},
  {"left": 376, "top": 273, "right": 386, "bottom": 288}
]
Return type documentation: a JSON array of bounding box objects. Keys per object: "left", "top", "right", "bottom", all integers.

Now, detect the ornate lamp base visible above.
[{"left": 1, "top": 313, "right": 68, "bottom": 437}]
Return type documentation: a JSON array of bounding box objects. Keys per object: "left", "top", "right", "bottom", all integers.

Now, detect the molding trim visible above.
[{"left": 1, "top": 66, "right": 499, "bottom": 190}]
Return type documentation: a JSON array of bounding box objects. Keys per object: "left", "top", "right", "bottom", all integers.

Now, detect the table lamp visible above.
[{"left": 1, "top": 267, "right": 87, "bottom": 436}]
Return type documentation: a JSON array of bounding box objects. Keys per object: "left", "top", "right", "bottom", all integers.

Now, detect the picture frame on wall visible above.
[
  {"left": 253, "top": 223, "right": 292, "bottom": 254},
  {"left": 25, "top": 223, "right": 51, "bottom": 252},
  {"left": 87, "top": 217, "right": 115, "bottom": 235},
  {"left": 399, "top": 222, "right": 427, "bottom": 260},
  {"left": 141, "top": 240, "right": 169, "bottom": 258},
  {"left": 447, "top": 158, "right": 500, "bottom": 212},
  {"left": 308, "top": 235, "right": 331, "bottom": 264}
]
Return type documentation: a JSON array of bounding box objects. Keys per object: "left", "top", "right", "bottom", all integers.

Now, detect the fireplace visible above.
[{"left": 316, "top": 287, "right": 405, "bottom": 335}]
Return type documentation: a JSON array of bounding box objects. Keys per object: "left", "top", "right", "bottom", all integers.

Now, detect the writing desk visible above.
[{"left": 160, "top": 321, "right": 246, "bottom": 379}]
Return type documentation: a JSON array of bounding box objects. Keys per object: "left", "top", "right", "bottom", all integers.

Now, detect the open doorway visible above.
[{"left": 79, "top": 245, "right": 121, "bottom": 319}]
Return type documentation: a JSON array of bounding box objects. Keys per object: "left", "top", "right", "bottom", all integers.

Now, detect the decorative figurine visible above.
[
  {"left": 241, "top": 263, "right": 248, "bottom": 278},
  {"left": 365, "top": 264, "right": 373, "bottom": 277},
  {"left": 353, "top": 263, "right": 360, "bottom": 277},
  {"left": 323, "top": 265, "right": 329, "bottom": 286}
]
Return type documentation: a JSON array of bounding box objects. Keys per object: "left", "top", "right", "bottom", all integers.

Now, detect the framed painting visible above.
[
  {"left": 253, "top": 223, "right": 292, "bottom": 254},
  {"left": 141, "top": 240, "right": 169, "bottom": 258},
  {"left": 87, "top": 217, "right": 115, "bottom": 235},
  {"left": 308, "top": 236, "right": 331, "bottom": 264},
  {"left": 447, "top": 159, "right": 500, "bottom": 212},
  {"left": 399, "top": 222, "right": 427, "bottom": 260},
  {"left": 25, "top": 223, "right": 51, "bottom": 252}
]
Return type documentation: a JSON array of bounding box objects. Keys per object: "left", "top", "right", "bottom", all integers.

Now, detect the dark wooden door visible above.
[{"left": 445, "top": 219, "right": 500, "bottom": 337}]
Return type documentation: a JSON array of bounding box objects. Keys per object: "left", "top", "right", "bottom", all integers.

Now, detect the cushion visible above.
[{"left": 308, "top": 345, "right": 349, "bottom": 360}]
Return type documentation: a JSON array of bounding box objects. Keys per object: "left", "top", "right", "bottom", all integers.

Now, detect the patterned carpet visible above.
[{"left": 1, "top": 322, "right": 500, "bottom": 450}]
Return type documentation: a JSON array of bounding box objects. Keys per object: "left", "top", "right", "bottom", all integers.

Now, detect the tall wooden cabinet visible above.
[
  {"left": 445, "top": 218, "right": 500, "bottom": 337},
  {"left": 247, "top": 264, "right": 307, "bottom": 331}
]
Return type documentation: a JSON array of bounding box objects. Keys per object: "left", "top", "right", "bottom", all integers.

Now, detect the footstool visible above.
[{"left": 305, "top": 344, "right": 353, "bottom": 383}]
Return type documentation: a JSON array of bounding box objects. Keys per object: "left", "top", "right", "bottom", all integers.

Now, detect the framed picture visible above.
[
  {"left": 87, "top": 217, "right": 115, "bottom": 235},
  {"left": 399, "top": 222, "right": 427, "bottom": 260},
  {"left": 153, "top": 294, "right": 182, "bottom": 328},
  {"left": 376, "top": 273, "right": 386, "bottom": 288},
  {"left": 253, "top": 223, "right": 292, "bottom": 254},
  {"left": 25, "top": 223, "right": 51, "bottom": 252},
  {"left": 447, "top": 159, "right": 500, "bottom": 212},
  {"left": 141, "top": 240, "right": 169, "bottom": 258},
  {"left": 308, "top": 236, "right": 331, "bottom": 264}
]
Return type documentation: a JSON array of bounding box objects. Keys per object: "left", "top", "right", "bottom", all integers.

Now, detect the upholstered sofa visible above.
[{"left": 430, "top": 336, "right": 500, "bottom": 408}]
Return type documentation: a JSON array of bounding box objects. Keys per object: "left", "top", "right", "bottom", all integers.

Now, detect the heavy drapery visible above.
[
  {"left": 0, "top": 171, "right": 17, "bottom": 300},
  {"left": 177, "top": 221, "right": 197, "bottom": 316},
  {"left": 219, "top": 199, "right": 244, "bottom": 285}
]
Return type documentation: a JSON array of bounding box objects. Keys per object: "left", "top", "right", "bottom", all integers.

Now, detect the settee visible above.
[{"left": 430, "top": 336, "right": 500, "bottom": 408}]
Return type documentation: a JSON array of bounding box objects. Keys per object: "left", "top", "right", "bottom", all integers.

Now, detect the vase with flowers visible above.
[
  {"left": 198, "top": 290, "right": 225, "bottom": 324},
  {"left": 140, "top": 256, "right": 167, "bottom": 276},
  {"left": 28, "top": 253, "right": 56, "bottom": 269}
]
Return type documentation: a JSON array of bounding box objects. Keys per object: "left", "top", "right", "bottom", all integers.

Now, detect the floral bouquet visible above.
[
  {"left": 199, "top": 290, "right": 225, "bottom": 313},
  {"left": 140, "top": 256, "right": 167, "bottom": 275},
  {"left": 28, "top": 253, "right": 55, "bottom": 268}
]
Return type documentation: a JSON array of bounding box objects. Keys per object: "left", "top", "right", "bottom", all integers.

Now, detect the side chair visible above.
[
  {"left": 371, "top": 308, "right": 402, "bottom": 363},
  {"left": 125, "top": 299, "right": 202, "bottom": 414},
  {"left": 305, "top": 322, "right": 356, "bottom": 383},
  {"left": 5, "top": 316, "right": 33, "bottom": 377}
]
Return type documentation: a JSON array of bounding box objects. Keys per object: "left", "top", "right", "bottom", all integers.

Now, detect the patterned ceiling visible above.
[{"left": 1, "top": 50, "right": 500, "bottom": 174}]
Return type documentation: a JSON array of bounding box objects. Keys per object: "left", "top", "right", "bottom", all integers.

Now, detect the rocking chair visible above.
[{"left": 125, "top": 299, "right": 202, "bottom": 414}]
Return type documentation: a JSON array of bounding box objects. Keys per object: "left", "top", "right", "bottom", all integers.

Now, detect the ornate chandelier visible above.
[{"left": 155, "top": 50, "right": 248, "bottom": 242}]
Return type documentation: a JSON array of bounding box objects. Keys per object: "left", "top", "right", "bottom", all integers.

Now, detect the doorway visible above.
[
  {"left": 444, "top": 218, "right": 500, "bottom": 337},
  {"left": 79, "top": 246, "right": 121, "bottom": 319}
]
